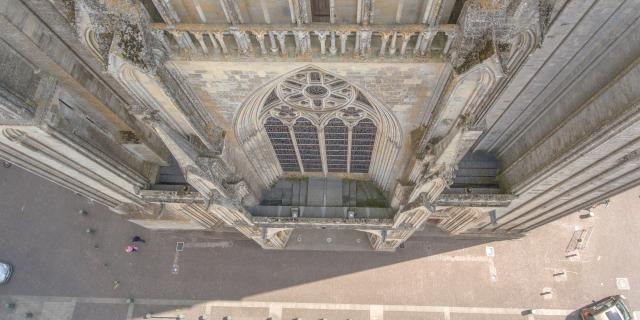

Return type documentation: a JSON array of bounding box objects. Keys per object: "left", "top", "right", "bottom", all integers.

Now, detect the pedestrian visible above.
[
  {"left": 125, "top": 244, "right": 139, "bottom": 254},
  {"left": 132, "top": 235, "right": 146, "bottom": 243}
]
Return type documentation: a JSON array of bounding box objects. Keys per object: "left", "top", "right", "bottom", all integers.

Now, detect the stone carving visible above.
[
  {"left": 146, "top": 22, "right": 453, "bottom": 61},
  {"left": 252, "top": 30, "right": 268, "bottom": 56},
  {"left": 270, "top": 105, "right": 299, "bottom": 122},
  {"left": 276, "top": 69, "right": 356, "bottom": 112},
  {"left": 231, "top": 29, "right": 252, "bottom": 55},
  {"left": 337, "top": 31, "right": 350, "bottom": 55},
  {"left": 236, "top": 66, "right": 402, "bottom": 193},
  {"left": 273, "top": 31, "right": 288, "bottom": 56},
  {"left": 339, "top": 106, "right": 364, "bottom": 123},
  {"left": 449, "top": 0, "right": 547, "bottom": 74},
  {"left": 294, "top": 31, "right": 311, "bottom": 55},
  {"left": 379, "top": 32, "right": 392, "bottom": 56},
  {"left": 315, "top": 31, "right": 329, "bottom": 55},
  {"left": 437, "top": 207, "right": 485, "bottom": 234},
  {"left": 359, "top": 31, "right": 372, "bottom": 57}
]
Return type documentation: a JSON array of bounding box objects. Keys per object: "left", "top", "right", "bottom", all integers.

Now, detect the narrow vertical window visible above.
[
  {"left": 350, "top": 119, "right": 376, "bottom": 173},
  {"left": 311, "top": 0, "right": 331, "bottom": 22},
  {"left": 265, "top": 117, "right": 300, "bottom": 172},
  {"left": 293, "top": 118, "right": 322, "bottom": 172},
  {"left": 324, "top": 118, "right": 348, "bottom": 172}
]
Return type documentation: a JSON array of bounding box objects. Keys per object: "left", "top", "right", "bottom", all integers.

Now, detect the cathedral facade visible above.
[{"left": 1, "top": 0, "right": 638, "bottom": 250}]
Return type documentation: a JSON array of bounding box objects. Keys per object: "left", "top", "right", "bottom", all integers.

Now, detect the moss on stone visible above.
[
  {"left": 117, "top": 22, "right": 146, "bottom": 67},
  {"left": 62, "top": 0, "right": 75, "bottom": 24}
]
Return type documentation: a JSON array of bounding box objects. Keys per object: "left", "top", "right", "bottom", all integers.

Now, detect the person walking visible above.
[
  {"left": 125, "top": 244, "right": 139, "bottom": 254},
  {"left": 132, "top": 236, "right": 146, "bottom": 243}
]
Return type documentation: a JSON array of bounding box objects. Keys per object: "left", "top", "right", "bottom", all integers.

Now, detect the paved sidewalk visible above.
[
  {"left": 0, "top": 294, "right": 583, "bottom": 320},
  {"left": 0, "top": 165, "right": 639, "bottom": 319}
]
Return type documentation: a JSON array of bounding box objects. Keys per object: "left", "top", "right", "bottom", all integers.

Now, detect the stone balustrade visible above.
[{"left": 148, "top": 23, "right": 457, "bottom": 61}]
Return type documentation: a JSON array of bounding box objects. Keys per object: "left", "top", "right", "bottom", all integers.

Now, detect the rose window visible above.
[{"left": 276, "top": 70, "right": 356, "bottom": 111}]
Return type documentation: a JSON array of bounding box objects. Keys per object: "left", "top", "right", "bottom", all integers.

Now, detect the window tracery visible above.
[
  {"left": 293, "top": 118, "right": 323, "bottom": 172},
  {"left": 264, "top": 117, "right": 299, "bottom": 172},
  {"left": 350, "top": 119, "right": 377, "bottom": 173},
  {"left": 276, "top": 69, "right": 356, "bottom": 112},
  {"left": 324, "top": 118, "right": 349, "bottom": 172},
  {"left": 236, "top": 66, "right": 401, "bottom": 191},
  {"left": 263, "top": 68, "right": 380, "bottom": 175}
]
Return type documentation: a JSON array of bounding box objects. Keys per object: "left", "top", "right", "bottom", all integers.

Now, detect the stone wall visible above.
[
  {"left": 172, "top": 61, "right": 445, "bottom": 193},
  {"left": 471, "top": 0, "right": 640, "bottom": 232}
]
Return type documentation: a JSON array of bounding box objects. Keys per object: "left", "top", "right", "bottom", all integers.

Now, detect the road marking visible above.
[
  {"left": 488, "top": 258, "right": 498, "bottom": 282},
  {"left": 41, "top": 300, "right": 75, "bottom": 320},
  {"left": 370, "top": 304, "right": 383, "bottom": 320},
  {"left": 169, "top": 241, "right": 234, "bottom": 275},
  {"left": 485, "top": 246, "right": 495, "bottom": 257},
  {"left": 205, "top": 303, "right": 212, "bottom": 318},
  {"left": 443, "top": 306, "right": 451, "bottom": 320},
  {"left": 268, "top": 304, "right": 282, "bottom": 320},
  {"left": 172, "top": 251, "right": 180, "bottom": 275},
  {"left": 424, "top": 255, "right": 489, "bottom": 262},
  {"left": 616, "top": 277, "right": 631, "bottom": 290},
  {"left": 1, "top": 295, "right": 586, "bottom": 318},
  {"left": 183, "top": 241, "right": 234, "bottom": 249},
  {"left": 126, "top": 303, "right": 134, "bottom": 320}
]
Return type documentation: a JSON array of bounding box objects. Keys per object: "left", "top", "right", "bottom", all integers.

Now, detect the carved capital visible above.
[
  {"left": 252, "top": 29, "right": 267, "bottom": 38},
  {"left": 230, "top": 29, "right": 252, "bottom": 55},
  {"left": 314, "top": 31, "right": 329, "bottom": 40}
]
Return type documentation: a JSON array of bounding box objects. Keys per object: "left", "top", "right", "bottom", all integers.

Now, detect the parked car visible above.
[
  {"left": 0, "top": 261, "right": 12, "bottom": 284},
  {"left": 580, "top": 295, "right": 633, "bottom": 320}
]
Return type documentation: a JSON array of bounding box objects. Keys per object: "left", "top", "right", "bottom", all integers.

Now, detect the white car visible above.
[
  {"left": 0, "top": 261, "right": 12, "bottom": 284},
  {"left": 580, "top": 295, "right": 633, "bottom": 320}
]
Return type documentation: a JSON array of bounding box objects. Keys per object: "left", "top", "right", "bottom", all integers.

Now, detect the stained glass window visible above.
[
  {"left": 324, "top": 118, "right": 349, "bottom": 172},
  {"left": 350, "top": 119, "right": 377, "bottom": 173},
  {"left": 293, "top": 118, "right": 323, "bottom": 172},
  {"left": 264, "top": 117, "right": 299, "bottom": 172}
]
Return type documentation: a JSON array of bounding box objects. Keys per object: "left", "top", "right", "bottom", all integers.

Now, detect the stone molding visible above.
[
  {"left": 147, "top": 23, "right": 457, "bottom": 61},
  {"left": 234, "top": 65, "right": 402, "bottom": 192}
]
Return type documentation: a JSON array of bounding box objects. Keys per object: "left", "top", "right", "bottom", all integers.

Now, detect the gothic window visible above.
[
  {"left": 350, "top": 119, "right": 377, "bottom": 173},
  {"left": 293, "top": 118, "right": 322, "bottom": 172},
  {"left": 254, "top": 69, "right": 392, "bottom": 178},
  {"left": 324, "top": 118, "right": 349, "bottom": 172},
  {"left": 264, "top": 117, "right": 299, "bottom": 172},
  {"left": 237, "top": 67, "right": 401, "bottom": 191},
  {"left": 277, "top": 69, "right": 355, "bottom": 112}
]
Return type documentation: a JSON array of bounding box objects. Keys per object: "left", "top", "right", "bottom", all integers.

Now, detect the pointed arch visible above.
[
  {"left": 350, "top": 118, "right": 377, "bottom": 173},
  {"left": 264, "top": 117, "right": 299, "bottom": 172},
  {"left": 234, "top": 65, "right": 402, "bottom": 191}
]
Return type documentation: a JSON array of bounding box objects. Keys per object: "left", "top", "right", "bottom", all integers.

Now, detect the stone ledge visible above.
[
  {"left": 435, "top": 193, "right": 516, "bottom": 207},
  {"left": 139, "top": 188, "right": 205, "bottom": 204}
]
